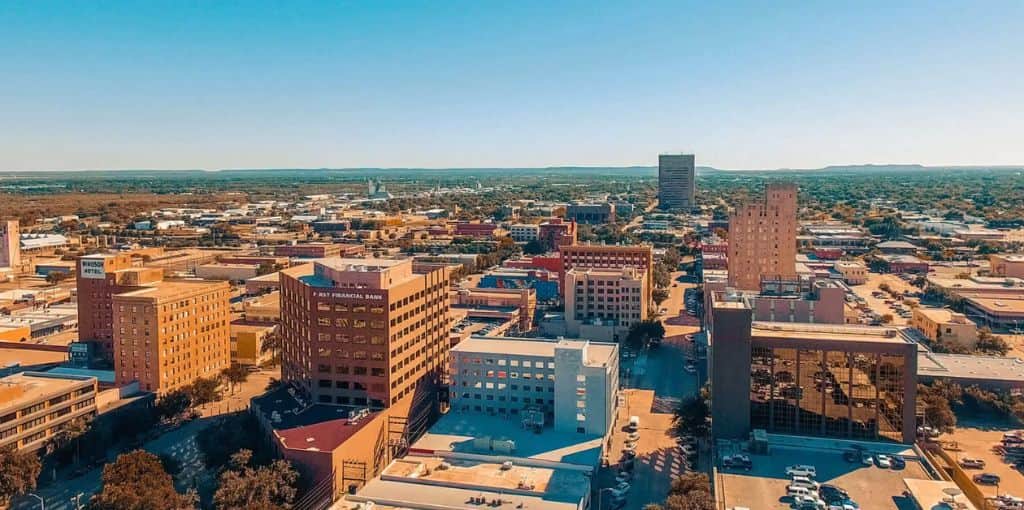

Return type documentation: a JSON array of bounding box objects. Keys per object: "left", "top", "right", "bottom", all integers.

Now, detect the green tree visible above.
[
  {"left": 672, "top": 395, "right": 710, "bottom": 438},
  {"left": 976, "top": 327, "right": 1009, "bottom": 356},
  {"left": 221, "top": 364, "right": 250, "bottom": 395},
  {"left": 653, "top": 288, "right": 670, "bottom": 307},
  {"left": 0, "top": 449, "right": 41, "bottom": 506},
  {"left": 47, "top": 415, "right": 91, "bottom": 465},
  {"left": 213, "top": 449, "right": 299, "bottom": 510},
  {"left": 46, "top": 271, "right": 70, "bottom": 285},
  {"left": 91, "top": 450, "right": 196, "bottom": 510},
  {"left": 522, "top": 239, "right": 546, "bottom": 255},
  {"left": 625, "top": 319, "right": 666, "bottom": 350},
  {"left": 156, "top": 389, "right": 193, "bottom": 420},
  {"left": 188, "top": 376, "right": 223, "bottom": 406}
]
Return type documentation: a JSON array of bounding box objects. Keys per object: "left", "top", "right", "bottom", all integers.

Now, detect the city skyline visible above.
[{"left": 2, "top": 1, "right": 1023, "bottom": 171}]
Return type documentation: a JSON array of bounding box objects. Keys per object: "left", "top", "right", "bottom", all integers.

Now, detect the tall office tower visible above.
[
  {"left": 658, "top": 154, "right": 696, "bottom": 210},
  {"left": 77, "top": 254, "right": 161, "bottom": 363},
  {"left": 727, "top": 182, "right": 798, "bottom": 290},
  {"left": 112, "top": 279, "right": 231, "bottom": 393},
  {"left": 0, "top": 220, "right": 20, "bottom": 269},
  {"left": 278, "top": 258, "right": 449, "bottom": 416}
]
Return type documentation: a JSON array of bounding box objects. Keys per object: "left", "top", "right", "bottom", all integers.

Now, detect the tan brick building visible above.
[
  {"left": 728, "top": 182, "right": 798, "bottom": 290},
  {"left": 112, "top": 279, "right": 231, "bottom": 393},
  {"left": 559, "top": 243, "right": 653, "bottom": 304},
  {"left": 77, "top": 253, "right": 161, "bottom": 363},
  {"left": 564, "top": 266, "right": 649, "bottom": 342}
]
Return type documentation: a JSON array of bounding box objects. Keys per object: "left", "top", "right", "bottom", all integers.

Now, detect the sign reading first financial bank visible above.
[{"left": 313, "top": 291, "right": 385, "bottom": 300}]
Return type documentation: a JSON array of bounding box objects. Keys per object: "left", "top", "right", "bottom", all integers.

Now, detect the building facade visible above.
[
  {"left": 449, "top": 336, "right": 618, "bottom": 435},
  {"left": 708, "top": 293, "right": 917, "bottom": 444},
  {"left": 564, "top": 267, "right": 648, "bottom": 342},
  {"left": 559, "top": 243, "right": 653, "bottom": 303},
  {"left": 509, "top": 224, "right": 540, "bottom": 243},
  {"left": 911, "top": 307, "right": 978, "bottom": 349},
  {"left": 112, "top": 279, "right": 231, "bottom": 393},
  {"left": 279, "top": 258, "right": 449, "bottom": 410},
  {"left": 565, "top": 203, "right": 615, "bottom": 225},
  {"left": 728, "top": 182, "right": 798, "bottom": 290},
  {"left": 537, "top": 218, "right": 577, "bottom": 251},
  {"left": 77, "top": 254, "right": 161, "bottom": 364},
  {"left": 0, "top": 372, "right": 98, "bottom": 452},
  {"left": 0, "top": 219, "right": 20, "bottom": 269},
  {"left": 658, "top": 154, "right": 696, "bottom": 210}
]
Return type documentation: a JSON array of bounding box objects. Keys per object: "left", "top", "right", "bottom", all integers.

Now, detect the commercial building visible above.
[
  {"left": 454, "top": 222, "right": 500, "bottom": 238},
  {"left": 708, "top": 291, "right": 917, "bottom": 444},
  {"left": 874, "top": 254, "right": 929, "bottom": 274},
  {"left": 833, "top": 261, "right": 868, "bottom": 285},
  {"left": 230, "top": 321, "right": 276, "bottom": 366},
  {"left": 990, "top": 254, "right": 1024, "bottom": 279},
  {"left": 962, "top": 296, "right": 1024, "bottom": 331},
  {"left": 564, "top": 266, "right": 648, "bottom": 342},
  {"left": 537, "top": 218, "right": 577, "bottom": 251},
  {"left": 479, "top": 268, "right": 559, "bottom": 301},
  {"left": 0, "top": 372, "right": 98, "bottom": 452},
  {"left": 278, "top": 257, "right": 449, "bottom": 411},
  {"left": 727, "top": 182, "right": 798, "bottom": 290},
  {"left": 508, "top": 223, "right": 540, "bottom": 243},
  {"left": 559, "top": 243, "right": 653, "bottom": 303},
  {"left": 910, "top": 307, "right": 978, "bottom": 349},
  {"left": 112, "top": 278, "right": 231, "bottom": 393},
  {"left": 452, "top": 287, "right": 536, "bottom": 332},
  {"left": 195, "top": 262, "right": 260, "bottom": 282},
  {"left": 449, "top": 336, "right": 618, "bottom": 435},
  {"left": 76, "top": 254, "right": 159, "bottom": 363},
  {"left": 658, "top": 154, "right": 696, "bottom": 210},
  {"left": 565, "top": 203, "right": 614, "bottom": 225},
  {"left": 274, "top": 242, "right": 365, "bottom": 259},
  {"left": 712, "top": 278, "right": 849, "bottom": 325}
]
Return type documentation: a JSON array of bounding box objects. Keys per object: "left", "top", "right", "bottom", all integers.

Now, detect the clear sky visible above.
[{"left": 1, "top": 1, "right": 1021, "bottom": 171}]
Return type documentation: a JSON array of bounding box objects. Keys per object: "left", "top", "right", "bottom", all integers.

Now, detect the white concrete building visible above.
[
  {"left": 509, "top": 223, "right": 540, "bottom": 242},
  {"left": 449, "top": 336, "right": 618, "bottom": 435}
]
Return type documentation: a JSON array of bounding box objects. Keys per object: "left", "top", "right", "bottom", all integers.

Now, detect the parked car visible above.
[
  {"left": 974, "top": 473, "right": 1002, "bottom": 485},
  {"left": 890, "top": 455, "right": 906, "bottom": 469},
  {"left": 960, "top": 458, "right": 986, "bottom": 469},
  {"left": 786, "top": 465, "right": 817, "bottom": 478},
  {"left": 860, "top": 453, "right": 873, "bottom": 466},
  {"left": 791, "top": 476, "right": 820, "bottom": 490},
  {"left": 792, "top": 494, "right": 827, "bottom": 509},
  {"left": 842, "top": 450, "right": 860, "bottom": 463},
  {"left": 875, "top": 454, "right": 892, "bottom": 468},
  {"left": 819, "top": 484, "right": 850, "bottom": 504},
  {"left": 722, "top": 454, "right": 752, "bottom": 470}
]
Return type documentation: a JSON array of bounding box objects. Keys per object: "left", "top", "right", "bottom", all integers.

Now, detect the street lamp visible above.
[{"left": 26, "top": 493, "right": 44, "bottom": 510}]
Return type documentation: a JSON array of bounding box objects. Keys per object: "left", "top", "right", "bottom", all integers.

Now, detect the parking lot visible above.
[
  {"left": 850, "top": 272, "right": 920, "bottom": 325},
  {"left": 944, "top": 426, "right": 1024, "bottom": 500},
  {"left": 717, "top": 440, "right": 929, "bottom": 509}
]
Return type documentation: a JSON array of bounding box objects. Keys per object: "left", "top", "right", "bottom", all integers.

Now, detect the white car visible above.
[
  {"left": 875, "top": 454, "right": 892, "bottom": 468},
  {"left": 684, "top": 365, "right": 696, "bottom": 373},
  {"left": 785, "top": 465, "right": 817, "bottom": 478},
  {"left": 790, "top": 475, "right": 819, "bottom": 490},
  {"left": 626, "top": 432, "right": 640, "bottom": 442},
  {"left": 792, "top": 494, "right": 826, "bottom": 509}
]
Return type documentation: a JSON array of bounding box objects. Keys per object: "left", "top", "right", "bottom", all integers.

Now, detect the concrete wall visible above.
[{"left": 709, "top": 306, "right": 753, "bottom": 440}]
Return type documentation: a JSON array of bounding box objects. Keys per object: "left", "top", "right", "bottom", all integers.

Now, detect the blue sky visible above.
[{"left": 1, "top": 1, "right": 1021, "bottom": 170}]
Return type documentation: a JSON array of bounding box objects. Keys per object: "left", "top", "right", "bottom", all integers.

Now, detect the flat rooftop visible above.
[
  {"left": 0, "top": 371, "right": 94, "bottom": 408},
  {"left": 343, "top": 476, "right": 581, "bottom": 510},
  {"left": 411, "top": 412, "right": 603, "bottom": 468},
  {"left": 380, "top": 455, "right": 587, "bottom": 500},
  {"left": 317, "top": 257, "right": 406, "bottom": 271},
  {"left": 115, "top": 278, "right": 226, "bottom": 300},
  {"left": 963, "top": 295, "right": 1024, "bottom": 314},
  {"left": 918, "top": 351, "right": 1024, "bottom": 383},
  {"left": 453, "top": 336, "right": 617, "bottom": 366},
  {"left": 750, "top": 322, "right": 913, "bottom": 344},
  {"left": 251, "top": 384, "right": 376, "bottom": 452}
]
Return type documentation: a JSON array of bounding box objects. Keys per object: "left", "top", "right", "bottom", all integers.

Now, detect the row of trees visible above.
[{"left": 642, "top": 473, "right": 715, "bottom": 510}]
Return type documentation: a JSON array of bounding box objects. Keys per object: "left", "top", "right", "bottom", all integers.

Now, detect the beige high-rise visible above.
[{"left": 727, "top": 182, "right": 798, "bottom": 290}]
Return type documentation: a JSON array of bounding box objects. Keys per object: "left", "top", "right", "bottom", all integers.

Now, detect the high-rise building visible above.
[
  {"left": 564, "top": 267, "right": 649, "bottom": 342},
  {"left": 112, "top": 278, "right": 231, "bottom": 393},
  {"left": 658, "top": 154, "right": 696, "bottom": 210},
  {"left": 77, "top": 254, "right": 163, "bottom": 363},
  {"left": 727, "top": 182, "right": 798, "bottom": 290},
  {"left": 558, "top": 243, "right": 653, "bottom": 304},
  {"left": 278, "top": 257, "right": 449, "bottom": 412},
  {"left": 0, "top": 219, "right": 20, "bottom": 269}
]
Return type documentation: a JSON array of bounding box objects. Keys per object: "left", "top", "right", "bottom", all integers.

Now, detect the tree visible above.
[
  {"left": 918, "top": 382, "right": 961, "bottom": 433},
  {"left": 976, "top": 327, "right": 1010, "bottom": 356},
  {"left": 648, "top": 472, "right": 714, "bottom": 510},
  {"left": 522, "top": 239, "right": 546, "bottom": 255},
  {"left": 187, "top": 376, "right": 223, "bottom": 406},
  {"left": 625, "top": 319, "right": 666, "bottom": 350},
  {"left": 880, "top": 313, "right": 894, "bottom": 324},
  {"left": 198, "top": 412, "right": 271, "bottom": 470},
  {"left": 672, "top": 395, "right": 710, "bottom": 438},
  {"left": 653, "top": 288, "right": 670, "bottom": 307},
  {"left": 221, "top": 364, "right": 250, "bottom": 394},
  {"left": 91, "top": 450, "right": 196, "bottom": 510},
  {"left": 46, "top": 271, "right": 70, "bottom": 285},
  {"left": 0, "top": 449, "right": 41, "bottom": 506},
  {"left": 47, "top": 415, "right": 91, "bottom": 465},
  {"left": 213, "top": 449, "right": 299, "bottom": 510},
  {"left": 653, "top": 265, "right": 672, "bottom": 289},
  {"left": 156, "top": 389, "right": 193, "bottom": 420}
]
